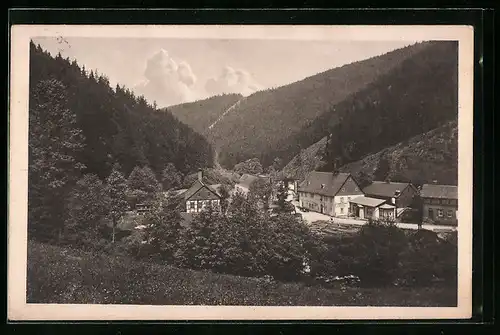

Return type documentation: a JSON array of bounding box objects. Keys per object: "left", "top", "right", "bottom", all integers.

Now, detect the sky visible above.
[{"left": 33, "top": 37, "right": 416, "bottom": 108}]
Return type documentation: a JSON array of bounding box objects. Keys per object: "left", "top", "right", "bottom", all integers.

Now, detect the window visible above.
[
  {"left": 438, "top": 209, "right": 444, "bottom": 217},
  {"left": 340, "top": 208, "right": 344, "bottom": 214},
  {"left": 442, "top": 199, "right": 449, "bottom": 205},
  {"left": 447, "top": 210, "right": 453, "bottom": 218}
]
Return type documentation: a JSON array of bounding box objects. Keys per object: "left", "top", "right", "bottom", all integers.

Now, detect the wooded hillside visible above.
[
  {"left": 210, "top": 42, "right": 443, "bottom": 168},
  {"left": 281, "top": 41, "right": 458, "bottom": 178},
  {"left": 168, "top": 93, "right": 243, "bottom": 136},
  {"left": 29, "top": 41, "right": 214, "bottom": 179}
]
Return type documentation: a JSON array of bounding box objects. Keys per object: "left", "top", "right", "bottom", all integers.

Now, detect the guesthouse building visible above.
[
  {"left": 420, "top": 183, "right": 458, "bottom": 225},
  {"left": 298, "top": 172, "right": 364, "bottom": 217}
]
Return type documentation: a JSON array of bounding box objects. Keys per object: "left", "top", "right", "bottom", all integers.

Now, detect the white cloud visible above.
[
  {"left": 205, "top": 66, "right": 262, "bottom": 97},
  {"left": 134, "top": 49, "right": 198, "bottom": 107}
]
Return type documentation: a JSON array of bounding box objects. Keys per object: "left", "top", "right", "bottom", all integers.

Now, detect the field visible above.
[{"left": 27, "top": 241, "right": 457, "bottom": 306}]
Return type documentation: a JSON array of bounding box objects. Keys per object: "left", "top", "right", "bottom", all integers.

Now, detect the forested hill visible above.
[
  {"left": 337, "top": 120, "right": 458, "bottom": 187},
  {"left": 29, "top": 42, "right": 214, "bottom": 178},
  {"left": 283, "top": 120, "right": 458, "bottom": 186},
  {"left": 210, "top": 41, "right": 457, "bottom": 171},
  {"left": 210, "top": 41, "right": 433, "bottom": 169},
  {"left": 291, "top": 41, "right": 458, "bottom": 174},
  {"left": 167, "top": 94, "right": 243, "bottom": 136}
]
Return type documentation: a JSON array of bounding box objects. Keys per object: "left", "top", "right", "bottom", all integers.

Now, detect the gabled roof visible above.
[
  {"left": 363, "top": 181, "right": 412, "bottom": 198},
  {"left": 379, "top": 203, "right": 396, "bottom": 209},
  {"left": 208, "top": 184, "right": 222, "bottom": 196},
  {"left": 164, "top": 188, "right": 188, "bottom": 198},
  {"left": 238, "top": 174, "right": 259, "bottom": 189},
  {"left": 420, "top": 184, "right": 458, "bottom": 199},
  {"left": 183, "top": 180, "right": 221, "bottom": 201},
  {"left": 298, "top": 172, "right": 351, "bottom": 197},
  {"left": 349, "top": 196, "right": 387, "bottom": 207}
]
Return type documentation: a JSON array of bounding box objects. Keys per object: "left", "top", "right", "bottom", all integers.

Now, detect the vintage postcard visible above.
[{"left": 8, "top": 25, "right": 474, "bottom": 320}]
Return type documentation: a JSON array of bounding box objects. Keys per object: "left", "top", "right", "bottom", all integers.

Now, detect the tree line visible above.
[
  {"left": 29, "top": 41, "right": 214, "bottom": 180},
  {"left": 28, "top": 41, "right": 215, "bottom": 243}
]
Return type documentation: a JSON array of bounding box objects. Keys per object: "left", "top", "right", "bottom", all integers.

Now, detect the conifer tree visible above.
[{"left": 28, "top": 78, "right": 85, "bottom": 241}]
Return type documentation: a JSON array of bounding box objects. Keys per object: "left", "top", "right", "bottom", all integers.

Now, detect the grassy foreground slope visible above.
[{"left": 27, "top": 241, "right": 456, "bottom": 306}]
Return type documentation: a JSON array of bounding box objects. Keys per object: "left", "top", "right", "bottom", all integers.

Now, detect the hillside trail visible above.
[
  {"left": 207, "top": 97, "right": 245, "bottom": 131},
  {"left": 207, "top": 97, "right": 246, "bottom": 173}
]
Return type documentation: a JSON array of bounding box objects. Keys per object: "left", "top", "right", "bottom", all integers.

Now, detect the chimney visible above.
[{"left": 198, "top": 169, "right": 203, "bottom": 182}]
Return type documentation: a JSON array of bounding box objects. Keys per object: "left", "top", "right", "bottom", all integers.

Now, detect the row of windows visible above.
[
  {"left": 424, "top": 198, "right": 457, "bottom": 205},
  {"left": 187, "top": 200, "right": 220, "bottom": 210},
  {"left": 301, "top": 187, "right": 359, "bottom": 198},
  {"left": 428, "top": 208, "right": 454, "bottom": 218},
  {"left": 313, "top": 195, "right": 352, "bottom": 203}
]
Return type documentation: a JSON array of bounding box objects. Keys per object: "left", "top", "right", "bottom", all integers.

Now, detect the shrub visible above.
[
  {"left": 26, "top": 241, "right": 457, "bottom": 306},
  {"left": 399, "top": 229, "right": 457, "bottom": 286}
]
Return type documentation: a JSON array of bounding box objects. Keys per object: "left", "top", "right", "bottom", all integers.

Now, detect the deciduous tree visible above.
[
  {"left": 66, "top": 174, "right": 109, "bottom": 244},
  {"left": 106, "top": 164, "right": 129, "bottom": 243},
  {"left": 128, "top": 166, "right": 161, "bottom": 194},
  {"left": 161, "top": 163, "right": 183, "bottom": 190}
]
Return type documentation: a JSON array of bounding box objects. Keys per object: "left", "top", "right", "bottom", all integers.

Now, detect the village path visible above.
[{"left": 287, "top": 195, "right": 456, "bottom": 232}]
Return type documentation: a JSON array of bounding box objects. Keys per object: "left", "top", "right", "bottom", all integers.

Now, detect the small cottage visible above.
[
  {"left": 420, "top": 183, "right": 458, "bottom": 225},
  {"left": 181, "top": 170, "right": 222, "bottom": 213},
  {"left": 349, "top": 196, "right": 396, "bottom": 220},
  {"left": 362, "top": 180, "right": 418, "bottom": 209}
]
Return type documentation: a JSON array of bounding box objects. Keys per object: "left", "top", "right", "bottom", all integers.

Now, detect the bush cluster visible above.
[
  {"left": 311, "top": 220, "right": 457, "bottom": 287},
  {"left": 27, "top": 241, "right": 457, "bottom": 306},
  {"left": 139, "top": 192, "right": 315, "bottom": 282}
]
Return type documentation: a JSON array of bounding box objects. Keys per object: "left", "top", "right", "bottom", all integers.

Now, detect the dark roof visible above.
[
  {"left": 420, "top": 184, "right": 458, "bottom": 199},
  {"left": 349, "top": 196, "right": 386, "bottom": 207},
  {"left": 164, "top": 189, "right": 188, "bottom": 198},
  {"left": 183, "top": 180, "right": 220, "bottom": 201},
  {"left": 238, "top": 174, "right": 271, "bottom": 189},
  {"left": 208, "top": 184, "right": 222, "bottom": 196},
  {"left": 298, "top": 172, "right": 351, "bottom": 197},
  {"left": 363, "top": 181, "right": 412, "bottom": 198}
]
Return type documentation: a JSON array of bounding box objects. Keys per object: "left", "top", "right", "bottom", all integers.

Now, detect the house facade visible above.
[
  {"left": 298, "top": 172, "right": 364, "bottom": 217},
  {"left": 421, "top": 184, "right": 458, "bottom": 225},
  {"left": 349, "top": 196, "right": 396, "bottom": 220},
  {"left": 362, "top": 181, "right": 418, "bottom": 209},
  {"left": 182, "top": 171, "right": 222, "bottom": 213}
]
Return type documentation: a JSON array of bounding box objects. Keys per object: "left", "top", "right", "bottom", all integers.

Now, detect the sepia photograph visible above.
[{"left": 8, "top": 24, "right": 473, "bottom": 320}]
